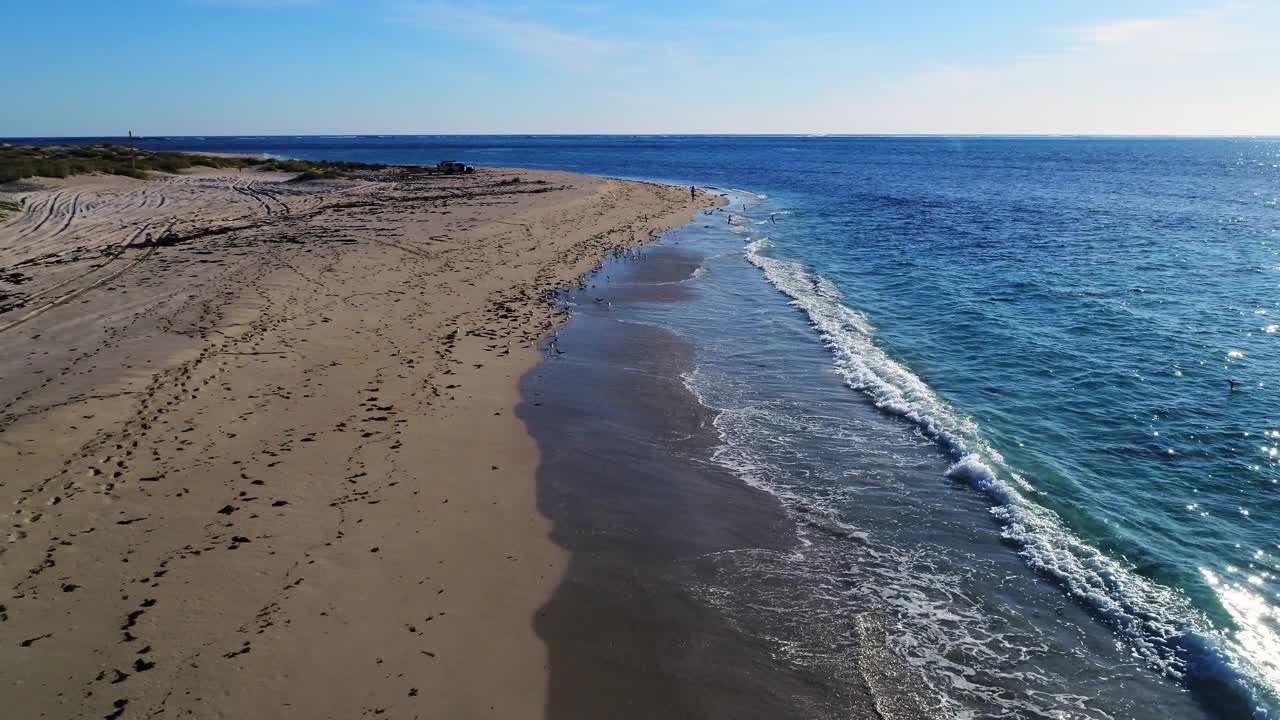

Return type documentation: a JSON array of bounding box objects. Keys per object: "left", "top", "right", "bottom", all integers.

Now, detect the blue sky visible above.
[{"left": 3, "top": 1, "right": 1277, "bottom": 135}]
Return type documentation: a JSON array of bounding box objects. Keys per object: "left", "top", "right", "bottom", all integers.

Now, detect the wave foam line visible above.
[{"left": 743, "top": 237, "right": 1271, "bottom": 718}]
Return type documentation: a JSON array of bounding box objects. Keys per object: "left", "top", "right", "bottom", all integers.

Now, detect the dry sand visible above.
[{"left": 0, "top": 166, "right": 712, "bottom": 719}]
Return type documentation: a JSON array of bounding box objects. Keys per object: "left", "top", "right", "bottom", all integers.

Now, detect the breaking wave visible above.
[{"left": 742, "top": 237, "right": 1270, "bottom": 718}]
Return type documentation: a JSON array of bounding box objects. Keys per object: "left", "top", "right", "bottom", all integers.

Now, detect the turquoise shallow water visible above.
[
  {"left": 728, "top": 139, "right": 1280, "bottom": 716},
  {"left": 13, "top": 135, "right": 1278, "bottom": 715},
  {"left": 702, "top": 139, "right": 1280, "bottom": 717}
]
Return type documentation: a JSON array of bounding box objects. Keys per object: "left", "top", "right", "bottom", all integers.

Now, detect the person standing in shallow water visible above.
[{"left": 690, "top": 186, "right": 696, "bottom": 201}]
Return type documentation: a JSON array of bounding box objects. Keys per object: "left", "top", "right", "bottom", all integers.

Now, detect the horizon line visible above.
[{"left": 3, "top": 133, "right": 1278, "bottom": 140}]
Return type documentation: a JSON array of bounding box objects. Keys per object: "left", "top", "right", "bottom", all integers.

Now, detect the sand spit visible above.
[{"left": 0, "top": 166, "right": 712, "bottom": 719}]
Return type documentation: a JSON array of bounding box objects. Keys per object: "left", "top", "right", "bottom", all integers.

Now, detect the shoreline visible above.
[
  {"left": 521, "top": 226, "right": 938, "bottom": 719},
  {"left": 5, "top": 136, "right": 1265, "bottom": 718},
  {"left": 566, "top": 187, "right": 1228, "bottom": 720},
  {"left": 0, "top": 166, "right": 716, "bottom": 718},
  {"left": 519, "top": 242, "right": 830, "bottom": 718}
]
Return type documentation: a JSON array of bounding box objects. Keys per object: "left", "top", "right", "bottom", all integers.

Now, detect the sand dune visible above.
[{"left": 0, "top": 166, "right": 711, "bottom": 719}]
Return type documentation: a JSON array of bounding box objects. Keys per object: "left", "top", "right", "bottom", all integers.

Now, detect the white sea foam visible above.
[
  {"left": 681, "top": 368, "right": 1109, "bottom": 717},
  {"left": 741, "top": 236, "right": 1271, "bottom": 716}
]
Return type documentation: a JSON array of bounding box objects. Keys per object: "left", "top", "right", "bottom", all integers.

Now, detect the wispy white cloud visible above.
[
  {"left": 825, "top": 4, "right": 1280, "bottom": 135},
  {"left": 1063, "top": 6, "right": 1243, "bottom": 56},
  {"left": 354, "top": 1, "right": 1280, "bottom": 134},
  {"left": 1074, "top": 18, "right": 1166, "bottom": 47},
  {"left": 392, "top": 1, "right": 621, "bottom": 66},
  {"left": 386, "top": 0, "right": 870, "bottom": 105},
  {"left": 189, "top": 0, "right": 327, "bottom": 7}
]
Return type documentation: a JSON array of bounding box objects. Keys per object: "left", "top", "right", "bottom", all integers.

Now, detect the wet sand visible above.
[
  {"left": 0, "top": 165, "right": 713, "bottom": 719},
  {"left": 522, "top": 242, "right": 936, "bottom": 720}
]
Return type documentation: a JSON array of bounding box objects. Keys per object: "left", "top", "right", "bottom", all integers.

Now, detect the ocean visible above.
[{"left": 14, "top": 135, "right": 1279, "bottom": 717}]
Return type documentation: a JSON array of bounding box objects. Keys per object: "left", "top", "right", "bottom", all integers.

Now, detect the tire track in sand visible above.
[
  {"left": 13, "top": 191, "right": 64, "bottom": 241},
  {"left": 50, "top": 192, "right": 85, "bottom": 237}
]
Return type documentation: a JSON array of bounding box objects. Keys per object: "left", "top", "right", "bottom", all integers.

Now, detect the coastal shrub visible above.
[
  {"left": 109, "top": 167, "right": 149, "bottom": 180},
  {"left": 260, "top": 159, "right": 312, "bottom": 173},
  {"left": 33, "top": 161, "right": 70, "bottom": 178},
  {"left": 153, "top": 156, "right": 195, "bottom": 173},
  {"left": 0, "top": 144, "right": 387, "bottom": 184}
]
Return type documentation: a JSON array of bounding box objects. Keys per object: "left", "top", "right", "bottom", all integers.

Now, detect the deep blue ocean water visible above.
[{"left": 10, "top": 135, "right": 1278, "bottom": 716}]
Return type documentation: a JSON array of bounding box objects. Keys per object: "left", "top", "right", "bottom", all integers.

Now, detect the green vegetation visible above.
[
  {"left": 0, "top": 144, "right": 250, "bottom": 183},
  {"left": 257, "top": 158, "right": 378, "bottom": 176},
  {"left": 258, "top": 158, "right": 383, "bottom": 182},
  {"left": 0, "top": 144, "right": 385, "bottom": 184},
  {"left": 289, "top": 169, "right": 342, "bottom": 182}
]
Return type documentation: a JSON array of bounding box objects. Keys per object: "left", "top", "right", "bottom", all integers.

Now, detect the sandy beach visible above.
[{"left": 0, "top": 165, "right": 713, "bottom": 719}]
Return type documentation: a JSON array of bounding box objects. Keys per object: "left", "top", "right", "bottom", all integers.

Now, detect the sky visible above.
[{"left": 2, "top": 1, "right": 1277, "bottom": 136}]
